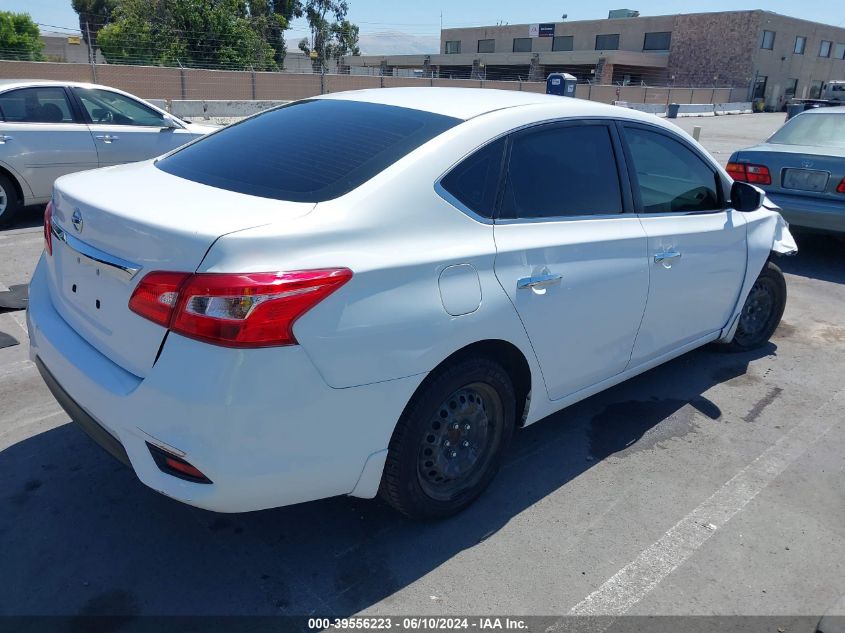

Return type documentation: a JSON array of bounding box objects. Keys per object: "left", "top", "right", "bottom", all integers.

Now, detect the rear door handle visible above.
[
  {"left": 95, "top": 135, "right": 119, "bottom": 143},
  {"left": 517, "top": 273, "right": 563, "bottom": 290},
  {"left": 654, "top": 250, "right": 682, "bottom": 265}
]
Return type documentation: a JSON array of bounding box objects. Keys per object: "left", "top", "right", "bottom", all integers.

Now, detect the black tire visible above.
[
  {"left": 380, "top": 356, "right": 516, "bottom": 520},
  {"left": 0, "top": 173, "right": 22, "bottom": 230},
  {"left": 719, "top": 261, "right": 787, "bottom": 352}
]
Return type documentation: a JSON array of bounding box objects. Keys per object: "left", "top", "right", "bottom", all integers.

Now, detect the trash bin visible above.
[
  {"left": 546, "top": 73, "right": 577, "bottom": 97},
  {"left": 667, "top": 103, "right": 680, "bottom": 119},
  {"left": 786, "top": 103, "right": 804, "bottom": 120}
]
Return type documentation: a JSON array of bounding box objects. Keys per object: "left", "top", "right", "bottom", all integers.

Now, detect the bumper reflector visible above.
[{"left": 146, "top": 442, "right": 212, "bottom": 484}]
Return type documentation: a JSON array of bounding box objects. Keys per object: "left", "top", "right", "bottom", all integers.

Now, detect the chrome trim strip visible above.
[{"left": 51, "top": 223, "right": 141, "bottom": 279}]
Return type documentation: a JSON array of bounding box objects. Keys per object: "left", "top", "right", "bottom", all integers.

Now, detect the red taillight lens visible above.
[
  {"left": 727, "top": 162, "right": 771, "bottom": 185},
  {"left": 129, "top": 268, "right": 352, "bottom": 348},
  {"left": 43, "top": 201, "right": 53, "bottom": 255},
  {"left": 837, "top": 177, "right": 845, "bottom": 194},
  {"left": 128, "top": 271, "right": 191, "bottom": 327}
]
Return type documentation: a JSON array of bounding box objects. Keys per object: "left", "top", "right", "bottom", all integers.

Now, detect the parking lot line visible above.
[{"left": 565, "top": 387, "right": 845, "bottom": 619}]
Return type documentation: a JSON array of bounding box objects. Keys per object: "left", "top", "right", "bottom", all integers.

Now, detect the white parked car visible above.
[
  {"left": 0, "top": 79, "right": 215, "bottom": 228},
  {"left": 28, "top": 88, "right": 797, "bottom": 520}
]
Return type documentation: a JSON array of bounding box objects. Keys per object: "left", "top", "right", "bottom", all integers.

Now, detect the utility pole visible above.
[{"left": 85, "top": 20, "right": 97, "bottom": 83}]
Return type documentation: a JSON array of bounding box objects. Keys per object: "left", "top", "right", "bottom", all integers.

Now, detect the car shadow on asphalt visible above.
[
  {"left": 5, "top": 205, "right": 46, "bottom": 231},
  {"left": 778, "top": 233, "right": 844, "bottom": 285},
  {"left": 0, "top": 342, "right": 775, "bottom": 617}
]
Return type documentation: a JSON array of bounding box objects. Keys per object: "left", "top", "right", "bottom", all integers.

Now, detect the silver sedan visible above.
[
  {"left": 0, "top": 80, "right": 216, "bottom": 228},
  {"left": 727, "top": 106, "right": 845, "bottom": 235}
]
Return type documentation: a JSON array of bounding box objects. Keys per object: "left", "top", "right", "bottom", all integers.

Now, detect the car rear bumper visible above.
[
  {"left": 27, "top": 255, "right": 421, "bottom": 513},
  {"left": 765, "top": 192, "right": 845, "bottom": 234}
]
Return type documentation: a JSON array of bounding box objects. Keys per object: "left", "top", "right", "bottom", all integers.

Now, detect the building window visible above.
[
  {"left": 595, "top": 34, "right": 620, "bottom": 50},
  {"left": 809, "top": 80, "right": 822, "bottom": 99},
  {"left": 445, "top": 40, "right": 461, "bottom": 54},
  {"left": 835, "top": 43, "right": 845, "bottom": 59},
  {"left": 819, "top": 40, "right": 832, "bottom": 57},
  {"left": 785, "top": 78, "right": 798, "bottom": 99},
  {"left": 794, "top": 36, "right": 806, "bottom": 54},
  {"left": 643, "top": 31, "right": 671, "bottom": 51},
  {"left": 760, "top": 30, "right": 775, "bottom": 50},
  {"left": 513, "top": 38, "right": 532, "bottom": 53},
  {"left": 552, "top": 35, "right": 574, "bottom": 51},
  {"left": 752, "top": 75, "right": 768, "bottom": 100},
  {"left": 477, "top": 39, "right": 495, "bottom": 53}
]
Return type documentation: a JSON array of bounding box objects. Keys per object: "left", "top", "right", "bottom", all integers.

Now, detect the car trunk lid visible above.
[
  {"left": 734, "top": 143, "right": 845, "bottom": 201},
  {"left": 46, "top": 161, "right": 315, "bottom": 377}
]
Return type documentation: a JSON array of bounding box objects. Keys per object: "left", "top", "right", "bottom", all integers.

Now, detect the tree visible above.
[
  {"left": 95, "top": 0, "right": 280, "bottom": 70},
  {"left": 0, "top": 11, "right": 45, "bottom": 61},
  {"left": 297, "top": 0, "right": 359, "bottom": 70},
  {"left": 71, "top": 0, "right": 114, "bottom": 49}
]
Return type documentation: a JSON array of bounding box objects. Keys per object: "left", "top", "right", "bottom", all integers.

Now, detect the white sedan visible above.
[
  {"left": 0, "top": 79, "right": 216, "bottom": 228},
  {"left": 28, "top": 88, "right": 796, "bottom": 520}
]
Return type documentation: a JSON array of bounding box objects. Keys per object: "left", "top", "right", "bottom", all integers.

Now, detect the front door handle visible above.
[
  {"left": 517, "top": 273, "right": 563, "bottom": 290},
  {"left": 654, "top": 250, "right": 682, "bottom": 267},
  {"left": 0, "top": 135, "right": 12, "bottom": 144},
  {"left": 95, "top": 135, "right": 119, "bottom": 143}
]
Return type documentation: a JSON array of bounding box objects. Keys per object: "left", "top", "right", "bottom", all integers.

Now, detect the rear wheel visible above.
[
  {"left": 380, "top": 356, "right": 516, "bottom": 520},
  {"left": 720, "top": 261, "right": 786, "bottom": 352},
  {"left": 0, "top": 174, "right": 22, "bottom": 230}
]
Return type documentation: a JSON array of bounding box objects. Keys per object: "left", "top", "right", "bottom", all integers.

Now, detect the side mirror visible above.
[
  {"left": 730, "top": 181, "right": 765, "bottom": 212},
  {"left": 161, "top": 115, "right": 181, "bottom": 130}
]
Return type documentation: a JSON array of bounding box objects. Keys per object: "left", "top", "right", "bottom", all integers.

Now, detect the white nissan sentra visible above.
[{"left": 28, "top": 88, "right": 797, "bottom": 520}]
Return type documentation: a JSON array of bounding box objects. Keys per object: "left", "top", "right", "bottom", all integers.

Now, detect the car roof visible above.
[
  {"left": 317, "top": 87, "right": 629, "bottom": 121},
  {"left": 0, "top": 78, "right": 115, "bottom": 91},
  {"left": 798, "top": 105, "right": 845, "bottom": 114}
]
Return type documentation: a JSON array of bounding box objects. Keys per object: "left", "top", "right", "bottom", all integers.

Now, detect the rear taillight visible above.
[
  {"left": 44, "top": 200, "right": 53, "bottom": 255},
  {"left": 129, "top": 268, "right": 352, "bottom": 348},
  {"left": 128, "top": 271, "right": 191, "bottom": 327},
  {"left": 837, "top": 177, "right": 845, "bottom": 194},
  {"left": 727, "top": 162, "right": 772, "bottom": 185}
]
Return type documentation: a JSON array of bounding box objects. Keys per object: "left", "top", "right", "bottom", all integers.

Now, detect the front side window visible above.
[
  {"left": 445, "top": 40, "right": 461, "bottom": 54},
  {"left": 595, "top": 34, "right": 620, "bottom": 50},
  {"left": 477, "top": 39, "right": 495, "bottom": 53},
  {"left": 73, "top": 88, "right": 165, "bottom": 126},
  {"left": 794, "top": 36, "right": 806, "bottom": 54},
  {"left": 623, "top": 127, "right": 720, "bottom": 214},
  {"left": 157, "top": 99, "right": 460, "bottom": 203},
  {"left": 499, "top": 123, "right": 623, "bottom": 219},
  {"left": 513, "top": 38, "right": 532, "bottom": 53},
  {"left": 760, "top": 30, "right": 776, "bottom": 50},
  {"left": 440, "top": 138, "right": 505, "bottom": 218},
  {"left": 643, "top": 32, "right": 671, "bottom": 51},
  {"left": 820, "top": 40, "right": 832, "bottom": 57},
  {"left": 552, "top": 35, "right": 574, "bottom": 51},
  {"left": 0, "top": 87, "right": 75, "bottom": 123}
]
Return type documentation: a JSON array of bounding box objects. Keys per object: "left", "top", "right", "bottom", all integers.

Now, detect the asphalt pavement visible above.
[{"left": 0, "top": 113, "right": 842, "bottom": 626}]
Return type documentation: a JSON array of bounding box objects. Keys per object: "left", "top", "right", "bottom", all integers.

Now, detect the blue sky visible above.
[{"left": 17, "top": 0, "right": 845, "bottom": 54}]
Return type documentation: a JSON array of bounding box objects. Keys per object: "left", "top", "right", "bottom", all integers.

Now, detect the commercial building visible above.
[{"left": 344, "top": 10, "right": 845, "bottom": 107}]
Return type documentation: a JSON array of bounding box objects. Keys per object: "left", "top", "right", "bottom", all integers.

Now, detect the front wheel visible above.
[
  {"left": 720, "top": 261, "right": 787, "bottom": 352},
  {"left": 380, "top": 356, "right": 516, "bottom": 520}
]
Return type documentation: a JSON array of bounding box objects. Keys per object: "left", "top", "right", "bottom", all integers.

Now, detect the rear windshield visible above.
[
  {"left": 768, "top": 113, "right": 845, "bottom": 149},
  {"left": 156, "top": 99, "right": 460, "bottom": 202}
]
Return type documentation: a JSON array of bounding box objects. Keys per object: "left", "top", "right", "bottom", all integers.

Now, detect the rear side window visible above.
[
  {"left": 499, "top": 124, "right": 623, "bottom": 219},
  {"left": 157, "top": 99, "right": 460, "bottom": 202},
  {"left": 623, "top": 127, "right": 721, "bottom": 213},
  {"left": 440, "top": 138, "right": 505, "bottom": 218},
  {"left": 0, "top": 87, "right": 75, "bottom": 123}
]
